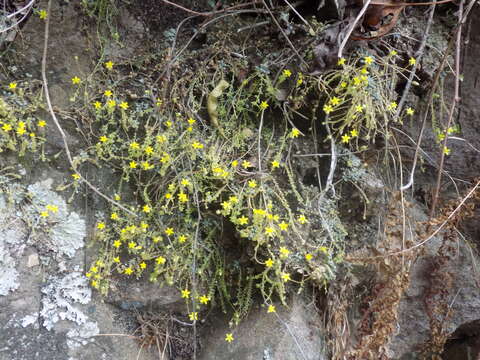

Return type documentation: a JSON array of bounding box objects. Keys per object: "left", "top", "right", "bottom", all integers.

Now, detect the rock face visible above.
[{"left": 199, "top": 295, "right": 326, "bottom": 360}]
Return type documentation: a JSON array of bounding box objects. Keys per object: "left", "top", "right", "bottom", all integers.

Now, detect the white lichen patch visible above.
[
  {"left": 66, "top": 321, "right": 99, "bottom": 349},
  {"left": 0, "top": 241, "right": 19, "bottom": 296},
  {"left": 40, "top": 271, "right": 92, "bottom": 331}
]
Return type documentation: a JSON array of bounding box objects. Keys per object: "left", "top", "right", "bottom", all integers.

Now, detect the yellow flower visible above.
[
  {"left": 364, "top": 56, "right": 374, "bottom": 65},
  {"left": 107, "top": 100, "right": 116, "bottom": 108},
  {"left": 178, "top": 192, "right": 188, "bottom": 203},
  {"left": 71, "top": 76, "right": 81, "bottom": 85},
  {"left": 91, "top": 280, "right": 98, "bottom": 288},
  {"left": 340, "top": 81, "right": 347, "bottom": 88},
  {"left": 90, "top": 266, "right": 98, "bottom": 273},
  {"left": 181, "top": 178, "right": 191, "bottom": 186},
  {"left": 156, "top": 134, "right": 167, "bottom": 143},
  {"left": 71, "top": 173, "right": 80, "bottom": 180},
  {"left": 355, "top": 105, "right": 364, "bottom": 112},
  {"left": 94, "top": 101, "right": 102, "bottom": 109},
  {"left": 229, "top": 196, "right": 238, "bottom": 203},
  {"left": 46, "top": 204, "right": 59, "bottom": 213},
  {"left": 139, "top": 262, "right": 147, "bottom": 269},
  {"left": 278, "top": 222, "right": 289, "bottom": 231},
  {"left": 282, "top": 273, "right": 291, "bottom": 282},
  {"left": 113, "top": 257, "right": 120, "bottom": 263},
  {"left": 110, "top": 212, "right": 119, "bottom": 220},
  {"left": 242, "top": 160, "right": 251, "bottom": 169},
  {"left": 38, "top": 120, "right": 46, "bottom": 128},
  {"left": 181, "top": 289, "right": 190, "bottom": 298},
  {"left": 248, "top": 180, "right": 257, "bottom": 188},
  {"left": 267, "top": 305, "right": 276, "bottom": 313},
  {"left": 143, "top": 205, "right": 151, "bottom": 213},
  {"left": 165, "top": 228, "right": 174, "bottom": 236},
  {"left": 8, "top": 82, "right": 17, "bottom": 90},
  {"left": 323, "top": 104, "right": 333, "bottom": 114},
  {"left": 165, "top": 193, "right": 172, "bottom": 199},
  {"left": 119, "top": 101, "right": 129, "bottom": 110},
  {"left": 189, "top": 312, "right": 198, "bottom": 321},
  {"left": 259, "top": 101, "right": 269, "bottom": 110},
  {"left": 337, "top": 58, "right": 346, "bottom": 66},
  {"left": 105, "top": 61, "right": 114, "bottom": 70},
  {"left": 97, "top": 222, "right": 105, "bottom": 230},
  {"left": 142, "top": 161, "right": 153, "bottom": 170},
  {"left": 298, "top": 214, "right": 307, "bottom": 224},
  {"left": 283, "top": 69, "right": 292, "bottom": 77},
  {"left": 128, "top": 241, "right": 136, "bottom": 249},
  {"left": 144, "top": 146, "right": 154, "bottom": 155},
  {"left": 387, "top": 101, "right": 398, "bottom": 111},
  {"left": 389, "top": 50, "right": 398, "bottom": 56},
  {"left": 99, "top": 135, "right": 108, "bottom": 143},
  {"left": 330, "top": 97, "right": 341, "bottom": 106},
  {"left": 231, "top": 160, "right": 238, "bottom": 167},
  {"left": 156, "top": 256, "right": 166, "bottom": 265},
  {"left": 187, "top": 118, "right": 196, "bottom": 125},
  {"left": 360, "top": 67, "right": 369, "bottom": 75},
  {"left": 192, "top": 141, "right": 204, "bottom": 149},
  {"left": 271, "top": 160, "right": 280, "bottom": 169},
  {"left": 265, "top": 258, "right": 274, "bottom": 267},
  {"left": 104, "top": 90, "right": 113, "bottom": 97},
  {"left": 124, "top": 267, "right": 133, "bottom": 275},
  {"left": 113, "top": 240, "right": 121, "bottom": 248},
  {"left": 341, "top": 134, "right": 351, "bottom": 143},
  {"left": 153, "top": 236, "right": 162, "bottom": 243},
  {"left": 129, "top": 161, "right": 137, "bottom": 169},
  {"left": 40, "top": 210, "right": 49, "bottom": 218},
  {"left": 238, "top": 216, "right": 249, "bottom": 225},
  {"left": 406, "top": 107, "right": 415, "bottom": 116},
  {"left": 199, "top": 295, "right": 210, "bottom": 304},
  {"left": 305, "top": 253, "right": 313, "bottom": 261},
  {"left": 265, "top": 227, "right": 275, "bottom": 236},
  {"left": 130, "top": 142, "right": 140, "bottom": 150},
  {"left": 2, "top": 124, "right": 12, "bottom": 132},
  {"left": 409, "top": 57, "right": 416, "bottom": 66},
  {"left": 17, "top": 127, "right": 26, "bottom": 135},
  {"left": 225, "top": 333, "right": 234, "bottom": 343},
  {"left": 38, "top": 9, "right": 47, "bottom": 19},
  {"left": 279, "top": 247, "right": 290, "bottom": 258},
  {"left": 114, "top": 194, "right": 121, "bottom": 201},
  {"left": 443, "top": 146, "right": 451, "bottom": 155}
]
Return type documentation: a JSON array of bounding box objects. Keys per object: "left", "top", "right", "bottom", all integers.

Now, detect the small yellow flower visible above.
[
  {"left": 107, "top": 100, "right": 116, "bottom": 108},
  {"left": 298, "top": 214, "right": 308, "bottom": 224},
  {"left": 2, "top": 124, "right": 12, "bottom": 132},
  {"left": 99, "top": 135, "right": 108, "bottom": 143},
  {"left": 90, "top": 266, "right": 98, "bottom": 273},
  {"left": 113, "top": 240, "right": 121, "bottom": 248},
  {"left": 406, "top": 107, "right": 415, "bottom": 116},
  {"left": 265, "top": 258, "right": 274, "bottom": 267},
  {"left": 46, "top": 204, "right": 59, "bottom": 213},
  {"left": 156, "top": 256, "right": 166, "bottom": 265},
  {"left": 389, "top": 50, "right": 398, "bottom": 56},
  {"left": 181, "top": 289, "right": 190, "bottom": 298},
  {"left": 192, "top": 141, "right": 204, "bottom": 149},
  {"left": 105, "top": 61, "right": 114, "bottom": 70},
  {"left": 91, "top": 280, "right": 98, "bottom": 288},
  {"left": 199, "top": 295, "right": 210, "bottom": 304},
  {"left": 8, "top": 82, "right": 17, "bottom": 90},
  {"left": 443, "top": 146, "right": 451, "bottom": 155},
  {"left": 350, "top": 129, "right": 358, "bottom": 137},
  {"left": 290, "top": 128, "right": 300, "bottom": 138},
  {"left": 128, "top": 241, "right": 136, "bottom": 249},
  {"left": 94, "top": 101, "right": 102, "bottom": 109},
  {"left": 271, "top": 160, "right": 280, "bottom": 169},
  {"left": 181, "top": 178, "right": 191, "bottom": 187},
  {"left": 267, "top": 305, "right": 276, "bottom": 313},
  {"left": 72, "top": 173, "right": 81, "bottom": 180},
  {"left": 305, "top": 253, "right": 313, "bottom": 261},
  {"left": 71, "top": 76, "right": 81, "bottom": 85},
  {"left": 165, "top": 193, "right": 172, "bottom": 199},
  {"left": 387, "top": 101, "right": 398, "bottom": 111},
  {"left": 330, "top": 97, "right": 341, "bottom": 106},
  {"left": 248, "top": 180, "right": 257, "bottom": 188},
  {"left": 104, "top": 90, "right": 113, "bottom": 97},
  {"left": 189, "top": 312, "right": 198, "bottom": 321},
  {"left": 130, "top": 142, "right": 140, "bottom": 150},
  {"left": 114, "top": 194, "right": 121, "bottom": 201},
  {"left": 38, "top": 120, "right": 46, "bottom": 128},
  {"left": 341, "top": 134, "right": 351, "bottom": 143},
  {"left": 280, "top": 247, "right": 290, "bottom": 258},
  {"left": 364, "top": 56, "right": 374, "bottom": 65},
  {"left": 242, "top": 160, "right": 251, "bottom": 169},
  {"left": 278, "top": 221, "right": 288, "bottom": 231},
  {"left": 110, "top": 212, "right": 119, "bottom": 220},
  {"left": 355, "top": 105, "right": 364, "bottom": 112},
  {"left": 178, "top": 192, "right": 188, "bottom": 203},
  {"left": 265, "top": 227, "right": 275, "bottom": 236},
  {"left": 225, "top": 333, "right": 234, "bottom": 343},
  {"left": 38, "top": 9, "right": 47, "bottom": 19},
  {"left": 97, "top": 222, "right": 105, "bottom": 230},
  {"left": 283, "top": 69, "right": 292, "bottom": 77},
  {"left": 187, "top": 118, "right": 196, "bottom": 125},
  {"left": 337, "top": 58, "right": 346, "bottom": 66},
  {"left": 113, "top": 257, "right": 120, "bottom": 263},
  {"left": 409, "top": 57, "right": 416, "bottom": 66},
  {"left": 231, "top": 160, "right": 238, "bottom": 167},
  {"left": 143, "top": 205, "right": 151, "bottom": 213},
  {"left": 281, "top": 273, "right": 291, "bottom": 282},
  {"left": 119, "top": 101, "right": 129, "bottom": 110},
  {"left": 129, "top": 161, "right": 137, "bottom": 169},
  {"left": 238, "top": 216, "right": 249, "bottom": 225},
  {"left": 40, "top": 210, "right": 49, "bottom": 218},
  {"left": 124, "top": 267, "right": 133, "bottom": 275},
  {"left": 323, "top": 104, "right": 334, "bottom": 114},
  {"left": 259, "top": 101, "right": 269, "bottom": 110},
  {"left": 360, "top": 67, "right": 369, "bottom": 75},
  {"left": 340, "top": 81, "right": 348, "bottom": 88},
  {"left": 142, "top": 161, "right": 153, "bottom": 170},
  {"left": 153, "top": 236, "right": 162, "bottom": 243},
  {"left": 165, "top": 228, "right": 174, "bottom": 236},
  {"left": 139, "top": 262, "right": 147, "bottom": 269}
]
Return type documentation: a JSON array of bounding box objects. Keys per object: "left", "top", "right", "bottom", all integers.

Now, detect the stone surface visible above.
[{"left": 199, "top": 295, "right": 326, "bottom": 360}]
